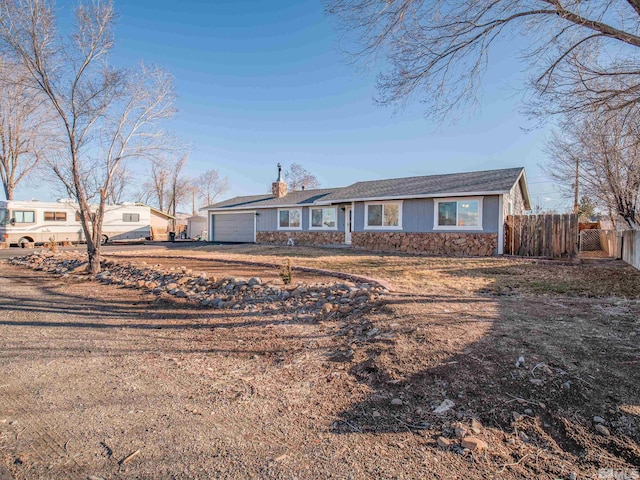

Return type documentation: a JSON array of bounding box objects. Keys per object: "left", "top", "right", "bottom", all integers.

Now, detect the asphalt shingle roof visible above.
[
  {"left": 205, "top": 188, "right": 340, "bottom": 210},
  {"left": 317, "top": 167, "right": 525, "bottom": 203},
  {"left": 204, "top": 167, "right": 526, "bottom": 210}
]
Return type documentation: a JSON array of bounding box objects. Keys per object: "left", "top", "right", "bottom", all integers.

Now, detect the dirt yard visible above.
[{"left": 1, "top": 245, "right": 639, "bottom": 479}]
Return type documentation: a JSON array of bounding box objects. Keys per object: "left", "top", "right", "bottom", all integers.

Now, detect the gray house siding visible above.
[
  {"left": 211, "top": 196, "right": 500, "bottom": 236},
  {"left": 256, "top": 209, "right": 277, "bottom": 232},
  {"left": 255, "top": 206, "right": 344, "bottom": 232},
  {"left": 352, "top": 196, "right": 500, "bottom": 233}
]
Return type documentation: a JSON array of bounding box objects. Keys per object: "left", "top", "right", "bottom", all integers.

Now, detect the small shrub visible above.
[
  {"left": 47, "top": 236, "right": 58, "bottom": 252},
  {"left": 280, "top": 258, "right": 293, "bottom": 285}
]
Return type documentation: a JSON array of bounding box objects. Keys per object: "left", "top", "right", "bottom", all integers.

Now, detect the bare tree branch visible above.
[
  {"left": 327, "top": 0, "right": 640, "bottom": 119},
  {"left": 0, "top": 0, "right": 177, "bottom": 272}
]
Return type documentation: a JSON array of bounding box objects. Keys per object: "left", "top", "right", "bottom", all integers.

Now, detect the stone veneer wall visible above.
[
  {"left": 351, "top": 232, "right": 498, "bottom": 256},
  {"left": 256, "top": 231, "right": 345, "bottom": 246}
]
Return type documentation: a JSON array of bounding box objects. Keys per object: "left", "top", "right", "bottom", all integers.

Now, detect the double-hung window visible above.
[
  {"left": 278, "top": 208, "right": 302, "bottom": 230},
  {"left": 364, "top": 201, "right": 402, "bottom": 230},
  {"left": 434, "top": 198, "right": 482, "bottom": 230},
  {"left": 123, "top": 213, "right": 140, "bottom": 222},
  {"left": 309, "top": 207, "right": 337, "bottom": 230}
]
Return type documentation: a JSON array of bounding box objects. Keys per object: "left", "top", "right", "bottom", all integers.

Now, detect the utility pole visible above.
[{"left": 573, "top": 157, "right": 579, "bottom": 214}]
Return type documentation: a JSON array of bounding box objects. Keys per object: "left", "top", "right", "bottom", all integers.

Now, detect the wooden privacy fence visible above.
[{"left": 505, "top": 214, "right": 578, "bottom": 258}]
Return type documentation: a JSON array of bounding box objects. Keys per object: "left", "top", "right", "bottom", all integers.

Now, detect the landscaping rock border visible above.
[{"left": 10, "top": 252, "right": 387, "bottom": 318}]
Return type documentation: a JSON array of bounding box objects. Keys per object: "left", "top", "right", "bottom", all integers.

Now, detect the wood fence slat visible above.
[{"left": 505, "top": 213, "right": 578, "bottom": 258}]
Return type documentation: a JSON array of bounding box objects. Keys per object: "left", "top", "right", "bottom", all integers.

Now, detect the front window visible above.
[
  {"left": 365, "top": 202, "right": 402, "bottom": 229},
  {"left": 278, "top": 209, "right": 301, "bottom": 229},
  {"left": 0, "top": 208, "right": 8, "bottom": 225},
  {"left": 435, "top": 198, "right": 482, "bottom": 229},
  {"left": 13, "top": 210, "right": 36, "bottom": 223},
  {"left": 123, "top": 213, "right": 140, "bottom": 222},
  {"left": 310, "top": 207, "right": 337, "bottom": 229},
  {"left": 44, "top": 211, "right": 67, "bottom": 221}
]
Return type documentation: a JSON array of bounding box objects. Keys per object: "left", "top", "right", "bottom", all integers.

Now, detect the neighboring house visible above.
[
  {"left": 201, "top": 165, "right": 531, "bottom": 256},
  {"left": 186, "top": 215, "right": 208, "bottom": 240}
]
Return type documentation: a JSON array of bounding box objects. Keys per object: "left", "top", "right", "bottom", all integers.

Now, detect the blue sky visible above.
[{"left": 14, "top": 0, "right": 563, "bottom": 210}]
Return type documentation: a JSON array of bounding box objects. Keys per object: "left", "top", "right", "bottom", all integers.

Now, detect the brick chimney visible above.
[{"left": 271, "top": 163, "right": 288, "bottom": 198}]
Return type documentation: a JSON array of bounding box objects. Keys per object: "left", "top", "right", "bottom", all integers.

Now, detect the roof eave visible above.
[
  {"left": 515, "top": 169, "right": 532, "bottom": 210},
  {"left": 314, "top": 190, "right": 512, "bottom": 205}
]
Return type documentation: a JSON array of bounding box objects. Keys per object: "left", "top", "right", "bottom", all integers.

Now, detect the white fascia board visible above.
[
  {"left": 515, "top": 170, "right": 532, "bottom": 210},
  {"left": 313, "top": 190, "right": 510, "bottom": 205},
  {"left": 208, "top": 210, "right": 257, "bottom": 215}
]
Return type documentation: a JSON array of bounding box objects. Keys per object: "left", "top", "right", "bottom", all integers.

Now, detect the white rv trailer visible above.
[{"left": 0, "top": 200, "right": 157, "bottom": 246}]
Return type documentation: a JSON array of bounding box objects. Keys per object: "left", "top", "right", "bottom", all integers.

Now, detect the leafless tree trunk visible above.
[
  {"left": 196, "top": 168, "right": 229, "bottom": 207},
  {"left": 0, "top": 55, "right": 53, "bottom": 200},
  {"left": 327, "top": 0, "right": 640, "bottom": 120},
  {"left": 0, "top": 0, "right": 175, "bottom": 272},
  {"left": 283, "top": 163, "right": 320, "bottom": 191}
]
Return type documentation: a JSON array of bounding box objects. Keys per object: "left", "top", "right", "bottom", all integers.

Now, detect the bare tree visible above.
[
  {"left": 283, "top": 163, "right": 320, "bottom": 191},
  {"left": 0, "top": 55, "right": 53, "bottom": 200},
  {"left": 196, "top": 168, "right": 229, "bottom": 207},
  {"left": 327, "top": 0, "right": 640, "bottom": 119},
  {"left": 144, "top": 155, "right": 191, "bottom": 215},
  {"left": 166, "top": 155, "right": 190, "bottom": 218},
  {"left": 0, "top": 0, "right": 176, "bottom": 272},
  {"left": 547, "top": 110, "right": 640, "bottom": 229},
  {"left": 105, "top": 165, "right": 132, "bottom": 204}
]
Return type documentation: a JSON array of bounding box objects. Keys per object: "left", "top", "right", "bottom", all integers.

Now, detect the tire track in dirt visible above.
[{"left": 0, "top": 273, "right": 86, "bottom": 479}]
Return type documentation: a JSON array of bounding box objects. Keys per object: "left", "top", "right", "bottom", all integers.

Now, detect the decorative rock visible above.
[
  {"left": 390, "top": 398, "right": 403, "bottom": 406},
  {"left": 460, "top": 437, "right": 487, "bottom": 452},
  {"left": 322, "top": 303, "right": 334, "bottom": 314},
  {"left": 530, "top": 378, "right": 543, "bottom": 386},
  {"left": 593, "top": 416, "right": 606, "bottom": 424},
  {"left": 433, "top": 399, "right": 455, "bottom": 414},
  {"left": 595, "top": 424, "right": 610, "bottom": 436},
  {"left": 175, "top": 290, "right": 188, "bottom": 298},
  {"left": 248, "top": 277, "right": 262, "bottom": 286},
  {"left": 437, "top": 437, "right": 453, "bottom": 448},
  {"left": 524, "top": 408, "right": 533, "bottom": 415},
  {"left": 453, "top": 424, "right": 469, "bottom": 439},
  {"left": 338, "top": 305, "right": 352, "bottom": 314},
  {"left": 470, "top": 418, "right": 483, "bottom": 434}
]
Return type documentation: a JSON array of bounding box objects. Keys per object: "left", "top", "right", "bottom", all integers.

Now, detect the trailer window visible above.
[
  {"left": 122, "top": 213, "right": 140, "bottom": 222},
  {"left": 0, "top": 209, "right": 7, "bottom": 225},
  {"left": 44, "top": 211, "right": 67, "bottom": 221},
  {"left": 13, "top": 210, "right": 35, "bottom": 223}
]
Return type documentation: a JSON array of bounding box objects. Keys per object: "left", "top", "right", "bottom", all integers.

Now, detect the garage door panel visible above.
[{"left": 213, "top": 213, "right": 254, "bottom": 243}]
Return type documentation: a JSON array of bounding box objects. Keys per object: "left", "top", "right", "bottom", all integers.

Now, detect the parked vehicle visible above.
[{"left": 0, "top": 200, "right": 157, "bottom": 247}]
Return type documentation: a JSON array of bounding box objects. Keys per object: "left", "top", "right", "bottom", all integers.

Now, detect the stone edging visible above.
[{"left": 107, "top": 253, "right": 394, "bottom": 292}]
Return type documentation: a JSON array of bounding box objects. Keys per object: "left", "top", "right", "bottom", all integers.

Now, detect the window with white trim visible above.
[
  {"left": 12, "top": 210, "right": 35, "bottom": 223},
  {"left": 434, "top": 198, "right": 482, "bottom": 229},
  {"left": 365, "top": 201, "right": 402, "bottom": 229},
  {"left": 278, "top": 208, "right": 302, "bottom": 230},
  {"left": 309, "top": 207, "right": 337, "bottom": 230},
  {"left": 123, "top": 213, "right": 140, "bottom": 222}
]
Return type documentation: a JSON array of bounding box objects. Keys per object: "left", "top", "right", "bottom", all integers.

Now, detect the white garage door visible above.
[{"left": 212, "top": 213, "right": 255, "bottom": 243}]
